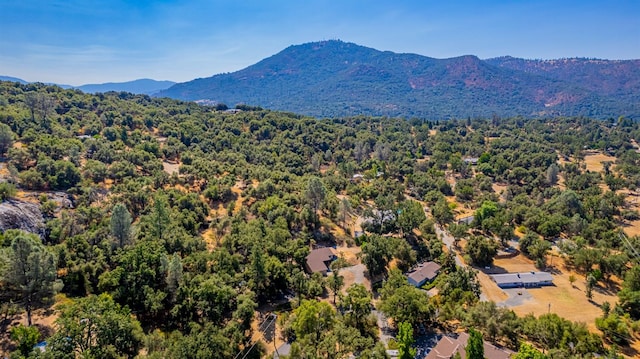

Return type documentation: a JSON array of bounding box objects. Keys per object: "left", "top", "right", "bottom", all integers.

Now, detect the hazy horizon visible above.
[{"left": 1, "top": 0, "right": 638, "bottom": 85}]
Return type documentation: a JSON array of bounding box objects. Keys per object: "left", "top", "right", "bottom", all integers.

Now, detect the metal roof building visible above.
[{"left": 491, "top": 271, "right": 553, "bottom": 288}]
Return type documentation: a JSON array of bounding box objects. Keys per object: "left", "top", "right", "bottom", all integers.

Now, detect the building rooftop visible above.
[
  {"left": 426, "top": 332, "right": 514, "bottom": 359},
  {"left": 491, "top": 272, "right": 553, "bottom": 285},
  {"left": 407, "top": 261, "right": 441, "bottom": 286},
  {"left": 305, "top": 247, "right": 336, "bottom": 273}
]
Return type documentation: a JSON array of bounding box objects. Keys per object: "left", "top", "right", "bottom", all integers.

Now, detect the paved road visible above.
[
  {"left": 434, "top": 224, "right": 466, "bottom": 267},
  {"left": 372, "top": 309, "right": 394, "bottom": 345}
]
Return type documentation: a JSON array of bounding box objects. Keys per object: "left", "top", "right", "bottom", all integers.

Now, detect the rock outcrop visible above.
[{"left": 0, "top": 199, "right": 45, "bottom": 237}]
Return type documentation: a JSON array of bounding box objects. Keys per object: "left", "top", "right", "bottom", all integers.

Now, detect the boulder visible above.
[{"left": 0, "top": 199, "right": 45, "bottom": 237}]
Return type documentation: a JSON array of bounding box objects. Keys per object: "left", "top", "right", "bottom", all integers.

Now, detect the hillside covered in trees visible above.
[
  {"left": 159, "top": 40, "right": 640, "bottom": 119},
  {"left": 0, "top": 82, "right": 640, "bottom": 358}
]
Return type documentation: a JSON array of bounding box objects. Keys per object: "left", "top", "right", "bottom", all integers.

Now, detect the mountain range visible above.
[
  {"left": 4, "top": 40, "right": 639, "bottom": 119},
  {"left": 0, "top": 76, "right": 175, "bottom": 95},
  {"left": 158, "top": 40, "right": 640, "bottom": 119}
]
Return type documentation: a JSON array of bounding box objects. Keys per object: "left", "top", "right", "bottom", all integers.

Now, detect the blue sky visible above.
[{"left": 1, "top": 0, "right": 638, "bottom": 85}]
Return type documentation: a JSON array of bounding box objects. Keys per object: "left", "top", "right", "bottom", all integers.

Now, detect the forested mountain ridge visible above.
[
  {"left": 75, "top": 79, "right": 176, "bottom": 95},
  {"left": 159, "top": 40, "right": 640, "bottom": 119},
  {"left": 0, "top": 76, "right": 174, "bottom": 94},
  {"left": 485, "top": 56, "right": 640, "bottom": 97},
  {"left": 1, "top": 82, "right": 640, "bottom": 358}
]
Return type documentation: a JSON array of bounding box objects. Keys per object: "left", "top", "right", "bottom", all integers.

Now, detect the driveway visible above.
[
  {"left": 372, "top": 309, "right": 394, "bottom": 345},
  {"left": 435, "top": 224, "right": 466, "bottom": 267},
  {"left": 496, "top": 288, "right": 533, "bottom": 308},
  {"left": 341, "top": 264, "right": 366, "bottom": 284}
]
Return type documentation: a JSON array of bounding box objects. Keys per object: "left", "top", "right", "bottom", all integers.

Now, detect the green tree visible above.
[
  {"left": 110, "top": 203, "right": 132, "bottom": 248},
  {"left": 466, "top": 328, "right": 484, "bottom": 359},
  {"left": 465, "top": 235, "right": 498, "bottom": 267},
  {"left": 596, "top": 313, "right": 631, "bottom": 345},
  {"left": 397, "top": 200, "right": 426, "bottom": 236},
  {"left": 10, "top": 324, "right": 40, "bottom": 357},
  {"left": 436, "top": 267, "right": 481, "bottom": 304},
  {"left": 361, "top": 234, "right": 393, "bottom": 278},
  {"left": 47, "top": 294, "right": 143, "bottom": 359},
  {"left": 2, "top": 232, "right": 61, "bottom": 326},
  {"left": 586, "top": 274, "right": 597, "bottom": 300},
  {"left": 290, "top": 300, "right": 336, "bottom": 349},
  {"left": 0, "top": 123, "right": 13, "bottom": 156},
  {"left": 98, "top": 240, "right": 168, "bottom": 322},
  {"left": 379, "top": 269, "right": 433, "bottom": 328},
  {"left": 338, "top": 197, "right": 352, "bottom": 230},
  {"left": 0, "top": 182, "right": 16, "bottom": 201},
  {"left": 432, "top": 198, "right": 453, "bottom": 225},
  {"left": 474, "top": 200, "right": 499, "bottom": 228},
  {"left": 233, "top": 292, "right": 257, "bottom": 332},
  {"left": 397, "top": 321, "right": 416, "bottom": 359},
  {"left": 341, "top": 284, "right": 374, "bottom": 336},
  {"left": 249, "top": 242, "right": 267, "bottom": 294},
  {"left": 151, "top": 194, "right": 170, "bottom": 240},
  {"left": 618, "top": 266, "right": 640, "bottom": 319},
  {"left": 305, "top": 176, "right": 327, "bottom": 214},
  {"left": 514, "top": 343, "right": 548, "bottom": 359},
  {"left": 448, "top": 222, "right": 469, "bottom": 247},
  {"left": 328, "top": 269, "right": 344, "bottom": 304}
]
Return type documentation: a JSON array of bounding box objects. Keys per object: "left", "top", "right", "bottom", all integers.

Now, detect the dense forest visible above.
[{"left": 0, "top": 81, "right": 640, "bottom": 358}]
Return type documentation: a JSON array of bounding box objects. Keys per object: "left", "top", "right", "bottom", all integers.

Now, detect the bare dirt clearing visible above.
[{"left": 162, "top": 160, "right": 180, "bottom": 175}]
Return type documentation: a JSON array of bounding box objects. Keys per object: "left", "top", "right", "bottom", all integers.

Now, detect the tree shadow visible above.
[
  {"left": 543, "top": 264, "right": 562, "bottom": 276},
  {"left": 619, "top": 344, "right": 639, "bottom": 358},
  {"left": 593, "top": 282, "right": 620, "bottom": 296},
  {"left": 477, "top": 265, "right": 508, "bottom": 274}
]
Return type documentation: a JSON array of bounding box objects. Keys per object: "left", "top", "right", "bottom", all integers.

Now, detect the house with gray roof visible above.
[
  {"left": 407, "top": 261, "right": 441, "bottom": 287},
  {"left": 491, "top": 271, "right": 553, "bottom": 289}
]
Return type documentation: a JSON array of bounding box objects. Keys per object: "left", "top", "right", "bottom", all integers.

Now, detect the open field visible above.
[
  {"left": 583, "top": 151, "right": 616, "bottom": 173},
  {"left": 162, "top": 160, "right": 180, "bottom": 175},
  {"left": 479, "top": 254, "right": 619, "bottom": 333}
]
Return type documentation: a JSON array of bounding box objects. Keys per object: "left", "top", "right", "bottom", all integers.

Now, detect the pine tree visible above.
[
  {"left": 398, "top": 321, "right": 416, "bottom": 359},
  {"left": 110, "top": 203, "right": 132, "bottom": 248},
  {"left": 466, "top": 328, "right": 484, "bottom": 359},
  {"left": 3, "top": 233, "right": 61, "bottom": 326}
]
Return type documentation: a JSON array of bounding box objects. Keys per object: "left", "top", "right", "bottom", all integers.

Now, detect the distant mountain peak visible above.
[{"left": 156, "top": 41, "right": 640, "bottom": 119}]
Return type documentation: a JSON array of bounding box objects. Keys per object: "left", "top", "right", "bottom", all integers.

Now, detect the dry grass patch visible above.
[
  {"left": 477, "top": 271, "right": 509, "bottom": 302},
  {"left": 489, "top": 254, "right": 619, "bottom": 333},
  {"left": 623, "top": 220, "right": 640, "bottom": 237},
  {"left": 162, "top": 160, "right": 180, "bottom": 175},
  {"left": 621, "top": 190, "right": 640, "bottom": 237},
  {"left": 583, "top": 152, "right": 616, "bottom": 173},
  {"left": 201, "top": 227, "right": 218, "bottom": 251},
  {"left": 492, "top": 183, "right": 508, "bottom": 195}
]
